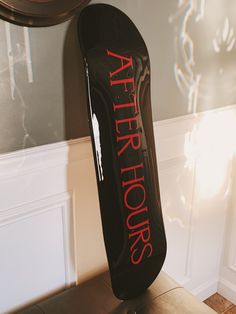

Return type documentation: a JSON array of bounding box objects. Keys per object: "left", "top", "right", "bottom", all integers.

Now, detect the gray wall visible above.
[
  {"left": 0, "top": 0, "right": 235, "bottom": 154},
  {"left": 102, "top": 0, "right": 236, "bottom": 118},
  {"left": 0, "top": 19, "right": 89, "bottom": 154}
]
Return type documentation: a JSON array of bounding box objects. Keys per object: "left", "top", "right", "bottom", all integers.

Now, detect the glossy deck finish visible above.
[{"left": 78, "top": 4, "right": 166, "bottom": 300}]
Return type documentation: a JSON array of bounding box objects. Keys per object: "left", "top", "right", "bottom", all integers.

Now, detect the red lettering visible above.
[
  {"left": 131, "top": 243, "right": 153, "bottom": 265},
  {"left": 124, "top": 183, "right": 146, "bottom": 210},
  {"left": 129, "top": 226, "right": 151, "bottom": 251},
  {"left": 117, "top": 132, "right": 141, "bottom": 156},
  {"left": 116, "top": 116, "right": 139, "bottom": 134},
  {"left": 107, "top": 50, "right": 133, "bottom": 77},
  {"left": 126, "top": 207, "right": 149, "bottom": 230},
  {"left": 113, "top": 94, "right": 138, "bottom": 113},
  {"left": 110, "top": 77, "right": 135, "bottom": 92},
  {"left": 121, "top": 163, "right": 144, "bottom": 187},
  {"left": 107, "top": 48, "right": 154, "bottom": 266}
]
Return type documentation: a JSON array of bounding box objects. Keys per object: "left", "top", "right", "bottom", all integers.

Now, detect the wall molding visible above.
[
  {"left": 219, "top": 153, "right": 236, "bottom": 304},
  {"left": 154, "top": 104, "right": 236, "bottom": 162},
  {"left": 228, "top": 155, "right": 236, "bottom": 273},
  {"left": 1, "top": 105, "right": 236, "bottom": 311},
  {"left": 0, "top": 104, "right": 235, "bottom": 172},
  {"left": 218, "top": 278, "right": 236, "bottom": 304},
  {"left": 0, "top": 137, "right": 92, "bottom": 180},
  {"left": 229, "top": 265, "right": 236, "bottom": 272},
  {"left": 0, "top": 191, "right": 77, "bottom": 287},
  {"left": 159, "top": 154, "right": 195, "bottom": 287},
  {"left": 155, "top": 104, "right": 236, "bottom": 127},
  {"left": 0, "top": 192, "right": 70, "bottom": 225},
  {"left": 60, "top": 193, "right": 77, "bottom": 287},
  {"left": 191, "top": 278, "right": 219, "bottom": 301}
]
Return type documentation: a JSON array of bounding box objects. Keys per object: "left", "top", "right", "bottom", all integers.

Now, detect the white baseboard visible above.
[
  {"left": 218, "top": 278, "right": 236, "bottom": 304},
  {"left": 191, "top": 279, "right": 218, "bottom": 301}
]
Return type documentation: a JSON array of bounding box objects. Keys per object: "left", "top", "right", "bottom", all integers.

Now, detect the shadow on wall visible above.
[
  {"left": 64, "top": 14, "right": 108, "bottom": 282},
  {"left": 63, "top": 16, "right": 89, "bottom": 141}
]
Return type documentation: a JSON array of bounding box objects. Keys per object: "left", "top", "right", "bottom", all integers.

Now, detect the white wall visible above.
[
  {"left": 1, "top": 105, "right": 236, "bottom": 312},
  {"left": 156, "top": 106, "right": 236, "bottom": 301},
  {"left": 218, "top": 155, "right": 236, "bottom": 304},
  {"left": 0, "top": 138, "right": 107, "bottom": 313}
]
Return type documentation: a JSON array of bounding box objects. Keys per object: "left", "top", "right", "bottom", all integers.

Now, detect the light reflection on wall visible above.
[
  {"left": 169, "top": 0, "right": 205, "bottom": 114},
  {"left": 170, "top": 0, "right": 236, "bottom": 114},
  {"left": 184, "top": 110, "right": 236, "bottom": 198},
  {"left": 4, "top": 22, "right": 34, "bottom": 100},
  {"left": 213, "top": 18, "right": 235, "bottom": 53}
]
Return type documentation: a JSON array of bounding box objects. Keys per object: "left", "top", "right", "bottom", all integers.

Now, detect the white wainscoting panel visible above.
[
  {"left": 1, "top": 106, "right": 236, "bottom": 312},
  {"left": 219, "top": 155, "right": 236, "bottom": 304},
  {"left": 159, "top": 157, "right": 195, "bottom": 286},
  {"left": 66, "top": 140, "right": 108, "bottom": 283},
  {"left": 155, "top": 105, "right": 236, "bottom": 300},
  {"left": 0, "top": 142, "right": 77, "bottom": 313},
  {"left": 0, "top": 193, "right": 76, "bottom": 313}
]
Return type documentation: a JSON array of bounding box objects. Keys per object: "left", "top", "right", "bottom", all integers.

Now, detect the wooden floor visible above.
[{"left": 204, "top": 293, "right": 236, "bottom": 313}]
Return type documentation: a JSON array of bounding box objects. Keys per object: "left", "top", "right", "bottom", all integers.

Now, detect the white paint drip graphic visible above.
[
  {"left": 92, "top": 113, "right": 104, "bottom": 182},
  {"left": 85, "top": 61, "right": 104, "bottom": 182}
]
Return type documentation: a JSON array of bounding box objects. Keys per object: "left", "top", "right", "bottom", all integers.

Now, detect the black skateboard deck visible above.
[{"left": 78, "top": 4, "right": 167, "bottom": 300}]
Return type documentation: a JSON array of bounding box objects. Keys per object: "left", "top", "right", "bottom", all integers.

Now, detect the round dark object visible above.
[{"left": 0, "top": 0, "right": 91, "bottom": 26}]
